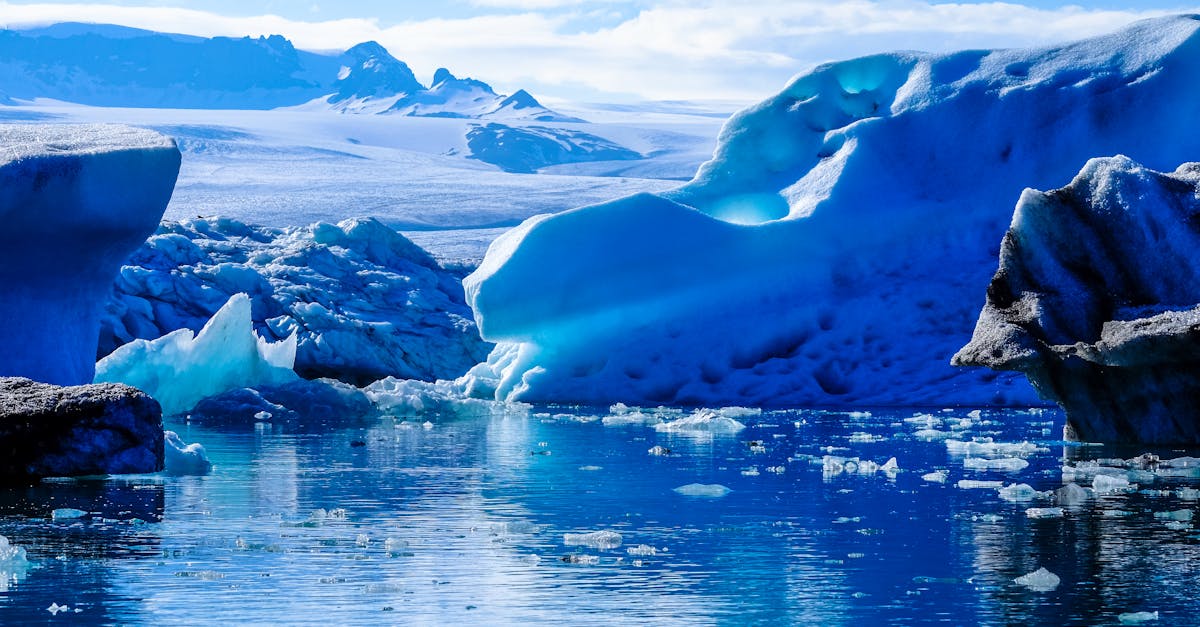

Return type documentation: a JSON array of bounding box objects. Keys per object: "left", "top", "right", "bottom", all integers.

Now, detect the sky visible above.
[{"left": 0, "top": 1, "right": 1197, "bottom": 102}]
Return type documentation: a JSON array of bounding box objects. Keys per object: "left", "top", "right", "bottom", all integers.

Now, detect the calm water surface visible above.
[{"left": 1, "top": 406, "right": 1197, "bottom": 625}]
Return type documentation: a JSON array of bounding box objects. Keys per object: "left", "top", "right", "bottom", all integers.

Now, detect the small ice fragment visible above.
[
  {"left": 964, "top": 457, "right": 1029, "bottom": 472},
  {"left": 563, "top": 530, "right": 623, "bottom": 549},
  {"left": 356, "top": 534, "right": 369, "bottom": 547},
  {"left": 1118, "top": 611, "right": 1159, "bottom": 624},
  {"left": 766, "top": 465, "right": 785, "bottom": 474},
  {"left": 164, "top": 430, "right": 213, "bottom": 476},
  {"left": 1014, "top": 567, "right": 1061, "bottom": 591},
  {"left": 922, "top": 470, "right": 949, "bottom": 483},
  {"left": 647, "top": 445, "right": 671, "bottom": 456},
  {"left": 1054, "top": 483, "right": 1090, "bottom": 506},
  {"left": 47, "top": 603, "right": 70, "bottom": 616},
  {"left": 51, "top": 508, "right": 87, "bottom": 520},
  {"left": 1153, "top": 509, "right": 1194, "bottom": 522},
  {"left": 1026, "top": 507, "right": 1064, "bottom": 519},
  {"left": 254, "top": 411, "right": 272, "bottom": 421},
  {"left": 654, "top": 409, "right": 746, "bottom": 434},
  {"left": 848, "top": 432, "right": 884, "bottom": 443},
  {"left": 578, "top": 465, "right": 603, "bottom": 471},
  {"left": 1093, "top": 474, "right": 1132, "bottom": 494},
  {"left": 881, "top": 457, "right": 899, "bottom": 473},
  {"left": 673, "top": 483, "right": 731, "bottom": 498},
  {"left": 957, "top": 480, "right": 1004, "bottom": 490},
  {"left": 1102, "top": 509, "right": 1132, "bottom": 517},
  {"left": 422, "top": 421, "right": 434, "bottom": 429},
  {"left": 998, "top": 483, "right": 1046, "bottom": 502},
  {"left": 741, "top": 467, "right": 760, "bottom": 476},
  {"left": 561, "top": 554, "right": 599, "bottom": 565},
  {"left": 626, "top": 544, "right": 658, "bottom": 556},
  {"left": 1177, "top": 487, "right": 1200, "bottom": 500}
]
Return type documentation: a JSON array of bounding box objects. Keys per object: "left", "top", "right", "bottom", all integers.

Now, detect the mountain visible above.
[{"left": 0, "top": 23, "right": 574, "bottom": 121}]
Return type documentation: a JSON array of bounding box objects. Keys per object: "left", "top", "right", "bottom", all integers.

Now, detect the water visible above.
[{"left": 1, "top": 406, "right": 1197, "bottom": 625}]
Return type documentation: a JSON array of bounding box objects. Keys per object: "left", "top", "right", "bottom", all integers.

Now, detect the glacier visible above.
[
  {"left": 954, "top": 157, "right": 1200, "bottom": 444},
  {"left": 102, "top": 217, "right": 489, "bottom": 385},
  {"left": 0, "top": 124, "right": 180, "bottom": 385},
  {"left": 463, "top": 16, "right": 1200, "bottom": 407},
  {"left": 96, "top": 293, "right": 298, "bottom": 417}
]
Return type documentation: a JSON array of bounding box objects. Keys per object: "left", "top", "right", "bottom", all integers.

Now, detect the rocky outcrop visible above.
[
  {"left": 0, "top": 124, "right": 180, "bottom": 385},
  {"left": 0, "top": 377, "right": 164, "bottom": 483},
  {"left": 954, "top": 156, "right": 1200, "bottom": 444}
]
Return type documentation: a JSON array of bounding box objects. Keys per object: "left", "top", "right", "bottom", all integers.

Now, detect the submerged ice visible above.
[{"left": 462, "top": 16, "right": 1200, "bottom": 407}]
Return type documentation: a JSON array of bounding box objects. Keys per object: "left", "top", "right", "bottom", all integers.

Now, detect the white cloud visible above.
[{"left": 0, "top": 1, "right": 1196, "bottom": 101}]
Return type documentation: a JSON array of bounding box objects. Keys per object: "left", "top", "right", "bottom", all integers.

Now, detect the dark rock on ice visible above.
[
  {"left": 0, "top": 377, "right": 164, "bottom": 483},
  {"left": 954, "top": 156, "right": 1200, "bottom": 444}
]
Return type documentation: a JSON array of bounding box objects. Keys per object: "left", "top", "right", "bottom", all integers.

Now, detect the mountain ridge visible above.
[{"left": 0, "top": 22, "right": 577, "bottom": 121}]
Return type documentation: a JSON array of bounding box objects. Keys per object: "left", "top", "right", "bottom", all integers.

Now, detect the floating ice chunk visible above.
[
  {"left": 998, "top": 483, "right": 1047, "bottom": 502},
  {"left": 563, "top": 530, "right": 623, "bottom": 549},
  {"left": 1118, "top": 611, "right": 1159, "bottom": 624},
  {"left": 1153, "top": 509, "right": 1194, "bottom": 522},
  {"left": 957, "top": 480, "right": 1005, "bottom": 490},
  {"left": 602, "top": 403, "right": 676, "bottom": 426},
  {"left": 163, "top": 431, "right": 213, "bottom": 476},
  {"left": 1093, "top": 474, "right": 1133, "bottom": 494},
  {"left": 848, "top": 432, "right": 885, "bottom": 443},
  {"left": 673, "top": 483, "right": 732, "bottom": 498},
  {"left": 0, "top": 535, "right": 30, "bottom": 593},
  {"left": 578, "top": 465, "right": 603, "bottom": 471},
  {"left": 922, "top": 470, "right": 949, "bottom": 483},
  {"left": 1102, "top": 509, "right": 1132, "bottom": 517},
  {"left": 822, "top": 455, "right": 899, "bottom": 478},
  {"left": 1054, "top": 483, "right": 1090, "bottom": 506},
  {"left": 946, "top": 439, "right": 1045, "bottom": 458},
  {"left": 1026, "top": 507, "right": 1065, "bottom": 519},
  {"left": 626, "top": 544, "right": 658, "bottom": 556},
  {"left": 1014, "top": 567, "right": 1061, "bottom": 591},
  {"left": 561, "top": 554, "right": 600, "bottom": 565},
  {"left": 647, "top": 445, "right": 671, "bottom": 456},
  {"left": 654, "top": 409, "right": 747, "bottom": 435},
  {"left": 96, "top": 293, "right": 297, "bottom": 416},
  {"left": 51, "top": 508, "right": 87, "bottom": 520},
  {"left": 913, "top": 429, "right": 954, "bottom": 441},
  {"left": 964, "top": 457, "right": 1029, "bottom": 472},
  {"left": 1177, "top": 487, "right": 1200, "bottom": 500}
]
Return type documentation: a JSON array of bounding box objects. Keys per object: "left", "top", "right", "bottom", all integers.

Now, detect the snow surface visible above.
[
  {"left": 462, "top": 16, "right": 1200, "bottom": 407},
  {"left": 0, "top": 123, "right": 179, "bottom": 385},
  {"left": 102, "top": 216, "right": 488, "bottom": 385},
  {"left": 4, "top": 102, "right": 720, "bottom": 264},
  {"left": 95, "top": 293, "right": 298, "bottom": 416}
]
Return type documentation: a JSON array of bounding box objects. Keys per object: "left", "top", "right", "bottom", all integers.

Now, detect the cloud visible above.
[{"left": 0, "top": 1, "right": 1196, "bottom": 101}]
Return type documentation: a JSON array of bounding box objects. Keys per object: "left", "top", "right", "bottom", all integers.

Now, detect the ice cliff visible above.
[
  {"left": 955, "top": 157, "right": 1200, "bottom": 444},
  {"left": 464, "top": 16, "right": 1200, "bottom": 406},
  {"left": 102, "top": 217, "right": 490, "bottom": 386},
  {"left": 0, "top": 124, "right": 180, "bottom": 385}
]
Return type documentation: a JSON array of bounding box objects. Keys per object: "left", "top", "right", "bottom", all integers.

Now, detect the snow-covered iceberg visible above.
[
  {"left": 955, "top": 157, "right": 1200, "bottom": 444},
  {"left": 102, "top": 217, "right": 489, "bottom": 385},
  {"left": 464, "top": 16, "right": 1200, "bottom": 407},
  {"left": 0, "top": 124, "right": 180, "bottom": 385},
  {"left": 96, "top": 293, "right": 298, "bottom": 416}
]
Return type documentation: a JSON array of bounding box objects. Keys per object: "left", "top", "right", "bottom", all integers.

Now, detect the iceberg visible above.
[
  {"left": 463, "top": 16, "right": 1200, "bottom": 407},
  {"left": 0, "top": 124, "right": 180, "bottom": 385},
  {"left": 1014, "top": 567, "right": 1061, "bottom": 591},
  {"left": 103, "top": 217, "right": 488, "bottom": 386},
  {"left": 163, "top": 430, "right": 212, "bottom": 476},
  {"left": 955, "top": 156, "right": 1200, "bottom": 444},
  {"left": 96, "top": 293, "right": 298, "bottom": 416}
]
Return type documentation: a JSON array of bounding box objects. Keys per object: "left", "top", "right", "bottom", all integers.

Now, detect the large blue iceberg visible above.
[
  {"left": 463, "top": 16, "right": 1200, "bottom": 406},
  {"left": 0, "top": 124, "right": 180, "bottom": 385}
]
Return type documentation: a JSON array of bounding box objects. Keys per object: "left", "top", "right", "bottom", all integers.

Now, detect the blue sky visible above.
[{"left": 0, "top": 1, "right": 1196, "bottom": 101}]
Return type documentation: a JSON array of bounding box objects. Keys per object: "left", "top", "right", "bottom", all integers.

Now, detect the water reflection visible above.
[{"left": 0, "top": 407, "right": 1197, "bottom": 624}]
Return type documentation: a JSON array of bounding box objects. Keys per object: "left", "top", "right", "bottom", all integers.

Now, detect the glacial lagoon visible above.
[{"left": 1, "top": 406, "right": 1195, "bottom": 625}]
